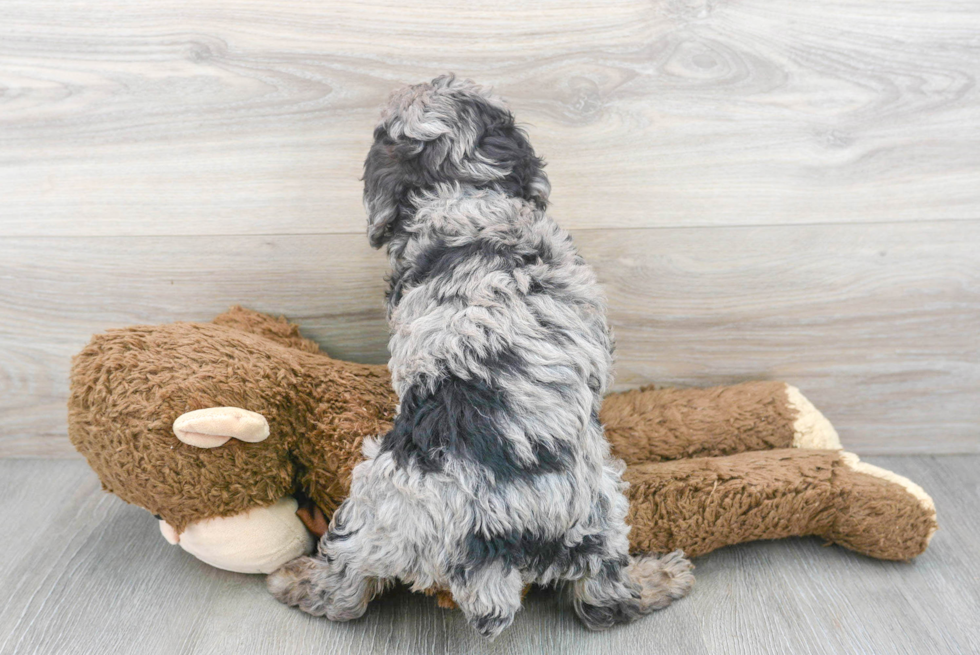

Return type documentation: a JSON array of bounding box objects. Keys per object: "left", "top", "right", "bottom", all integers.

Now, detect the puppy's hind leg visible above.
[
  {"left": 267, "top": 501, "right": 388, "bottom": 621},
  {"left": 449, "top": 563, "right": 525, "bottom": 640},
  {"left": 573, "top": 551, "right": 694, "bottom": 631}
]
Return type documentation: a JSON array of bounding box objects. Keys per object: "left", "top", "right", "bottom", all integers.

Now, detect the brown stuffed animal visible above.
[{"left": 68, "top": 307, "right": 937, "bottom": 583}]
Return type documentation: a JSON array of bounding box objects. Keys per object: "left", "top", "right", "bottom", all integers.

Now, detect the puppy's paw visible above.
[
  {"left": 629, "top": 550, "right": 694, "bottom": 611},
  {"left": 267, "top": 556, "right": 321, "bottom": 610},
  {"left": 469, "top": 610, "right": 516, "bottom": 641}
]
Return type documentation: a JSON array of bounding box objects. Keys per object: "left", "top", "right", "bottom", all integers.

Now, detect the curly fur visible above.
[{"left": 268, "top": 75, "right": 692, "bottom": 638}]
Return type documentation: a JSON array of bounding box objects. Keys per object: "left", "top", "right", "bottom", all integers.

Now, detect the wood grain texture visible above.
[
  {"left": 1, "top": 0, "right": 979, "bottom": 236},
  {"left": 1, "top": 220, "right": 977, "bottom": 458},
  {"left": 1, "top": 456, "right": 978, "bottom": 654}
]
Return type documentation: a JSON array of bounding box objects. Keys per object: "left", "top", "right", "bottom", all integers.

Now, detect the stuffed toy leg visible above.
[
  {"left": 602, "top": 385, "right": 937, "bottom": 560},
  {"left": 68, "top": 308, "right": 937, "bottom": 576}
]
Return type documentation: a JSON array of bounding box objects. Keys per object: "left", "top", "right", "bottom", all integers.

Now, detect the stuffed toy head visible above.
[{"left": 69, "top": 307, "right": 396, "bottom": 533}]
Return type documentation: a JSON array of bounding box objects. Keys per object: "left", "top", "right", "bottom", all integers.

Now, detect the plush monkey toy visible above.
[{"left": 68, "top": 307, "right": 937, "bottom": 582}]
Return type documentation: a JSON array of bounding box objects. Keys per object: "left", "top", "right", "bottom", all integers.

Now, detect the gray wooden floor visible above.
[{"left": 1, "top": 456, "right": 977, "bottom": 655}]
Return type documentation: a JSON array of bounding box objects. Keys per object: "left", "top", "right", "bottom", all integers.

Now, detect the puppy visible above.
[{"left": 268, "top": 75, "right": 693, "bottom": 638}]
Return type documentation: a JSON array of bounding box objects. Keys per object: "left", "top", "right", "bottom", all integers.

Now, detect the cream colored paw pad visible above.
[{"left": 173, "top": 407, "right": 270, "bottom": 448}]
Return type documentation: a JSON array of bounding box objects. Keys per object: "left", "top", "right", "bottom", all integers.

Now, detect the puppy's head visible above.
[{"left": 363, "top": 74, "right": 550, "bottom": 248}]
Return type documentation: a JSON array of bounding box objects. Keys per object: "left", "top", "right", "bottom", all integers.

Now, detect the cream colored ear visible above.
[{"left": 173, "top": 407, "right": 270, "bottom": 448}]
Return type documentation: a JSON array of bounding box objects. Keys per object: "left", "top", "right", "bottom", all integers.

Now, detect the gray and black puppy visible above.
[{"left": 268, "top": 75, "right": 693, "bottom": 639}]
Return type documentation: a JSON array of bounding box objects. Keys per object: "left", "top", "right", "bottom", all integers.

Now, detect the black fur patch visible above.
[
  {"left": 379, "top": 371, "right": 575, "bottom": 483},
  {"left": 574, "top": 555, "right": 644, "bottom": 629},
  {"left": 363, "top": 128, "right": 433, "bottom": 248},
  {"left": 455, "top": 530, "right": 607, "bottom": 583},
  {"left": 386, "top": 237, "right": 513, "bottom": 307},
  {"left": 325, "top": 502, "right": 356, "bottom": 542},
  {"left": 576, "top": 599, "right": 644, "bottom": 631},
  {"left": 386, "top": 231, "right": 568, "bottom": 311},
  {"left": 471, "top": 611, "right": 514, "bottom": 638},
  {"left": 473, "top": 121, "right": 548, "bottom": 207},
  {"left": 436, "top": 93, "right": 548, "bottom": 207}
]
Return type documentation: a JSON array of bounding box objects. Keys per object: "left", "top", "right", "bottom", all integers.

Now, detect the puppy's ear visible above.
[
  {"left": 362, "top": 127, "right": 421, "bottom": 249},
  {"left": 477, "top": 122, "right": 550, "bottom": 210}
]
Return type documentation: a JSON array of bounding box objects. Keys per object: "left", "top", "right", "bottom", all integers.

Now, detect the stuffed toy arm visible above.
[{"left": 601, "top": 381, "right": 842, "bottom": 464}]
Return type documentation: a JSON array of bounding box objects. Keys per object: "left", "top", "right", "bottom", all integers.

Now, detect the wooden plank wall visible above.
[{"left": 1, "top": 0, "right": 978, "bottom": 457}]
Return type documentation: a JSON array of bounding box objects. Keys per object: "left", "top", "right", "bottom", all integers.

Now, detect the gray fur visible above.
[{"left": 268, "top": 75, "right": 693, "bottom": 639}]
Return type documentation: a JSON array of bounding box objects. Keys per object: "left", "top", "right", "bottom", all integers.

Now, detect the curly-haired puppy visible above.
[{"left": 268, "top": 75, "right": 693, "bottom": 639}]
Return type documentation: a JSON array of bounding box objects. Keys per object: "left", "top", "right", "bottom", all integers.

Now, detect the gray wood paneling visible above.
[
  {"left": 2, "top": 220, "right": 977, "bottom": 457},
  {"left": 1, "top": 0, "right": 977, "bottom": 458},
  {"left": 1, "top": 0, "right": 978, "bottom": 236},
  {"left": 1, "top": 456, "right": 977, "bottom": 654}
]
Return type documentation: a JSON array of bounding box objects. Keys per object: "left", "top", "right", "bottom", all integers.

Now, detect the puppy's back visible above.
[{"left": 381, "top": 187, "right": 613, "bottom": 486}]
